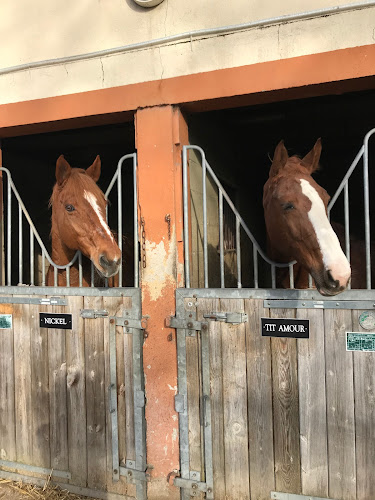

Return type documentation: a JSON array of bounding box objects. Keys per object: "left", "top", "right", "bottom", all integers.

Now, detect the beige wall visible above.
[{"left": 0, "top": 1, "right": 374, "bottom": 105}]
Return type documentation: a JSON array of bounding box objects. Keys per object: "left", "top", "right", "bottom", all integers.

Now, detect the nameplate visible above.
[
  {"left": 40, "top": 313, "right": 72, "bottom": 330},
  {"left": 261, "top": 317, "right": 309, "bottom": 338}
]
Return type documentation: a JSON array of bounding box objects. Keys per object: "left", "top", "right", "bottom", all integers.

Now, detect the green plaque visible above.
[
  {"left": 0, "top": 314, "right": 12, "bottom": 329},
  {"left": 347, "top": 332, "right": 375, "bottom": 352}
]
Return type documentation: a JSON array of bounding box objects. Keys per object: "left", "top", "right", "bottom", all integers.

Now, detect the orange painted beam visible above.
[
  {"left": 136, "top": 105, "right": 188, "bottom": 499},
  {"left": 0, "top": 44, "right": 375, "bottom": 135}
]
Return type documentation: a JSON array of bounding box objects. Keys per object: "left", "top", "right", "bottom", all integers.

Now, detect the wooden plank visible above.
[
  {"left": 0, "top": 303, "right": 16, "bottom": 461},
  {"left": 65, "top": 295, "right": 87, "bottom": 487},
  {"left": 246, "top": 298, "right": 275, "bottom": 499},
  {"left": 48, "top": 303, "right": 68, "bottom": 472},
  {"left": 103, "top": 295, "right": 129, "bottom": 496},
  {"left": 297, "top": 307, "right": 328, "bottom": 497},
  {"left": 351, "top": 309, "right": 375, "bottom": 500},
  {"left": 185, "top": 296, "right": 203, "bottom": 479},
  {"left": 84, "top": 295, "right": 107, "bottom": 490},
  {"left": 13, "top": 299, "right": 33, "bottom": 463},
  {"left": 221, "top": 298, "right": 250, "bottom": 500},
  {"left": 270, "top": 308, "right": 301, "bottom": 494},
  {"left": 30, "top": 300, "right": 50, "bottom": 468},
  {"left": 324, "top": 309, "right": 356, "bottom": 500},
  {"left": 197, "top": 297, "right": 225, "bottom": 499}
]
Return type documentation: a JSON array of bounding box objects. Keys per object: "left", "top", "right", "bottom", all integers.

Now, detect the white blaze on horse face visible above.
[
  {"left": 300, "top": 179, "right": 351, "bottom": 286},
  {"left": 84, "top": 190, "right": 115, "bottom": 243}
]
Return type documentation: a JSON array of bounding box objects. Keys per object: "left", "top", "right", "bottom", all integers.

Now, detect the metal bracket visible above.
[
  {"left": 80, "top": 309, "right": 109, "bottom": 319},
  {"left": 264, "top": 299, "right": 375, "bottom": 310},
  {"left": 203, "top": 311, "right": 248, "bottom": 324},
  {"left": 120, "top": 466, "right": 149, "bottom": 483},
  {"left": 166, "top": 316, "right": 204, "bottom": 331},
  {"left": 0, "top": 296, "right": 66, "bottom": 306},
  {"left": 174, "top": 477, "right": 213, "bottom": 497},
  {"left": 115, "top": 317, "right": 145, "bottom": 329}
]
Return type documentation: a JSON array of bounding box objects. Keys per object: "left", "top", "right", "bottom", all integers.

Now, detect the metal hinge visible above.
[
  {"left": 174, "top": 477, "right": 213, "bottom": 498},
  {"left": 203, "top": 312, "right": 248, "bottom": 324},
  {"left": 80, "top": 309, "right": 109, "bottom": 319}
]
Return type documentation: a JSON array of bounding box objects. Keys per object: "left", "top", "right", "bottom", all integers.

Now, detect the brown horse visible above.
[
  {"left": 263, "top": 139, "right": 351, "bottom": 296},
  {"left": 47, "top": 155, "right": 121, "bottom": 287}
]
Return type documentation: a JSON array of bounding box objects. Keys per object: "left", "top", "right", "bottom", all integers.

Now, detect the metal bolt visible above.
[
  {"left": 189, "top": 314, "right": 192, "bottom": 318},
  {"left": 110, "top": 319, "right": 115, "bottom": 324},
  {"left": 167, "top": 333, "right": 173, "bottom": 342},
  {"left": 207, "top": 488, "right": 212, "bottom": 493},
  {"left": 124, "top": 320, "right": 129, "bottom": 325},
  {"left": 192, "top": 473, "right": 196, "bottom": 478},
  {"left": 144, "top": 331, "right": 148, "bottom": 339},
  {"left": 113, "top": 469, "right": 118, "bottom": 475},
  {"left": 187, "top": 322, "right": 193, "bottom": 328},
  {"left": 191, "top": 483, "right": 198, "bottom": 489},
  {"left": 202, "top": 324, "right": 207, "bottom": 331},
  {"left": 126, "top": 328, "right": 130, "bottom": 333},
  {"left": 302, "top": 302, "right": 305, "bottom": 306},
  {"left": 128, "top": 471, "right": 133, "bottom": 477},
  {"left": 188, "top": 301, "right": 193, "bottom": 307},
  {"left": 336, "top": 302, "right": 340, "bottom": 306}
]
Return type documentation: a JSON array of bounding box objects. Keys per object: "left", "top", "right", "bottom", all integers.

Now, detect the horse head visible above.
[
  {"left": 263, "top": 139, "right": 351, "bottom": 296},
  {"left": 50, "top": 155, "right": 121, "bottom": 280}
]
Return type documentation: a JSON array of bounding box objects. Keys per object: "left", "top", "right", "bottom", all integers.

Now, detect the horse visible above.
[
  {"left": 263, "top": 139, "right": 351, "bottom": 296},
  {"left": 47, "top": 155, "right": 122, "bottom": 287}
]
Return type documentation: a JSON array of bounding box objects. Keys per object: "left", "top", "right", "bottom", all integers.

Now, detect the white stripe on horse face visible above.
[
  {"left": 84, "top": 190, "right": 115, "bottom": 242},
  {"left": 300, "top": 178, "right": 351, "bottom": 284}
]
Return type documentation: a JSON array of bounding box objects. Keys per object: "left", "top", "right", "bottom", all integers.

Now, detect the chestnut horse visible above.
[
  {"left": 263, "top": 139, "right": 351, "bottom": 296},
  {"left": 47, "top": 155, "right": 121, "bottom": 287}
]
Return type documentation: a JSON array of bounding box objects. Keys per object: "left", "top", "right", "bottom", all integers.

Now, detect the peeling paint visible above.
[{"left": 167, "top": 384, "right": 177, "bottom": 394}]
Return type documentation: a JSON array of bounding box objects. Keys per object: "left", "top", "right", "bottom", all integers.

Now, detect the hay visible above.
[{"left": 0, "top": 478, "right": 91, "bottom": 499}]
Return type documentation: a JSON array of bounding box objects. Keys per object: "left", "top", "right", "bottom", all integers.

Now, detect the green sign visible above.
[
  {"left": 0, "top": 314, "right": 12, "bottom": 329},
  {"left": 347, "top": 332, "right": 375, "bottom": 352}
]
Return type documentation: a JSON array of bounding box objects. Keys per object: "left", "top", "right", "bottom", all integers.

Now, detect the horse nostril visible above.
[
  {"left": 326, "top": 270, "right": 340, "bottom": 289},
  {"left": 99, "top": 254, "right": 110, "bottom": 268}
]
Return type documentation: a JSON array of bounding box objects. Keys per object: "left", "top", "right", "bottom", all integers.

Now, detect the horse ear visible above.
[
  {"left": 56, "top": 155, "right": 72, "bottom": 185},
  {"left": 86, "top": 155, "right": 101, "bottom": 182},
  {"left": 302, "top": 138, "right": 322, "bottom": 173},
  {"left": 269, "top": 140, "right": 289, "bottom": 177}
]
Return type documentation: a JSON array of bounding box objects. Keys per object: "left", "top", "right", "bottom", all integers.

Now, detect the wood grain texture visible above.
[
  {"left": 246, "top": 298, "right": 275, "bottom": 499},
  {"left": 0, "top": 303, "right": 16, "bottom": 461},
  {"left": 297, "top": 307, "right": 328, "bottom": 497},
  {"left": 84, "top": 295, "right": 107, "bottom": 490},
  {"left": 270, "top": 308, "right": 301, "bottom": 494},
  {"left": 220, "top": 298, "right": 250, "bottom": 500},
  {"left": 352, "top": 309, "right": 375, "bottom": 500},
  {"left": 66, "top": 295, "right": 87, "bottom": 487},
  {"left": 324, "top": 309, "right": 356, "bottom": 500}
]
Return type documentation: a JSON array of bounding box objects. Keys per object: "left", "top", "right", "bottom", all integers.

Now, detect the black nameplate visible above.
[
  {"left": 261, "top": 317, "right": 309, "bottom": 338},
  {"left": 40, "top": 313, "right": 72, "bottom": 330}
]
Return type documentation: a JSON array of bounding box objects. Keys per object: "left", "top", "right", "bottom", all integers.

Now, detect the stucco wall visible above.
[{"left": 0, "top": 0, "right": 374, "bottom": 105}]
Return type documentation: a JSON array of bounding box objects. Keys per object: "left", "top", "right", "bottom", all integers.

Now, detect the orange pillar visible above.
[{"left": 135, "top": 105, "right": 188, "bottom": 499}]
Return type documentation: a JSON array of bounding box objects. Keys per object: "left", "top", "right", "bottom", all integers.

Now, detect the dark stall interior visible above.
[
  {"left": 187, "top": 89, "right": 375, "bottom": 288},
  {"left": 1, "top": 121, "right": 135, "bottom": 286}
]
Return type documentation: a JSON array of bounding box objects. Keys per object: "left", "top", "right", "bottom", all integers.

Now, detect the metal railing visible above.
[
  {"left": 182, "top": 129, "right": 375, "bottom": 290},
  {"left": 0, "top": 153, "right": 139, "bottom": 288}
]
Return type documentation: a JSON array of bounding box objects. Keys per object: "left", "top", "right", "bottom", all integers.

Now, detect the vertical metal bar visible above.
[
  {"left": 18, "top": 204, "right": 22, "bottom": 284},
  {"left": 363, "top": 136, "right": 371, "bottom": 289},
  {"left": 109, "top": 318, "right": 120, "bottom": 482},
  {"left": 289, "top": 263, "right": 294, "bottom": 289},
  {"left": 7, "top": 176, "right": 11, "bottom": 286},
  {"left": 200, "top": 327, "right": 213, "bottom": 499},
  {"left": 66, "top": 265, "right": 70, "bottom": 288},
  {"left": 78, "top": 251, "right": 82, "bottom": 288},
  {"left": 54, "top": 266, "right": 57, "bottom": 287},
  {"left": 219, "top": 191, "right": 224, "bottom": 288},
  {"left": 133, "top": 154, "right": 139, "bottom": 288},
  {"left": 236, "top": 217, "right": 241, "bottom": 288},
  {"left": 42, "top": 250, "right": 46, "bottom": 286},
  {"left": 30, "top": 227, "right": 34, "bottom": 285},
  {"left": 344, "top": 182, "right": 351, "bottom": 290},
  {"left": 308, "top": 275, "right": 313, "bottom": 289},
  {"left": 182, "top": 147, "right": 191, "bottom": 288},
  {"left": 117, "top": 159, "right": 123, "bottom": 288},
  {"left": 91, "top": 261, "right": 94, "bottom": 287},
  {"left": 253, "top": 246, "right": 258, "bottom": 288},
  {"left": 271, "top": 265, "right": 276, "bottom": 289},
  {"left": 202, "top": 157, "right": 208, "bottom": 288}
]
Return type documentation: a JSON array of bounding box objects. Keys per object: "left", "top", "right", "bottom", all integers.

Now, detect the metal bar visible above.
[
  {"left": 91, "top": 261, "right": 95, "bottom": 287},
  {"left": 202, "top": 156, "right": 208, "bottom": 288},
  {"left": 7, "top": 173, "right": 11, "bottom": 286},
  {"left": 18, "top": 204, "right": 22, "bottom": 284},
  {"left": 363, "top": 129, "right": 375, "bottom": 289},
  {"left": 30, "top": 226, "right": 34, "bottom": 285},
  {"left": 66, "top": 265, "right": 70, "bottom": 287},
  {"left": 200, "top": 326, "right": 214, "bottom": 499},
  {"left": 264, "top": 299, "right": 375, "bottom": 310},
  {"left": 344, "top": 182, "right": 351, "bottom": 290},
  {"left": 289, "top": 263, "right": 294, "bottom": 289},
  {"left": 117, "top": 157, "right": 123, "bottom": 288},
  {"left": 0, "top": 285, "right": 140, "bottom": 297},
  {"left": 109, "top": 319, "right": 120, "bottom": 481},
  {"left": 133, "top": 153, "right": 139, "bottom": 288},
  {"left": 271, "top": 492, "right": 338, "bottom": 500},
  {"left": 0, "top": 296, "right": 67, "bottom": 306},
  {"left": 236, "top": 217, "right": 242, "bottom": 288},
  {"left": 42, "top": 250, "right": 46, "bottom": 286},
  {"left": 219, "top": 191, "right": 224, "bottom": 288},
  {"left": 54, "top": 266, "right": 58, "bottom": 287},
  {"left": 253, "top": 246, "right": 258, "bottom": 288},
  {"left": 78, "top": 251, "right": 82, "bottom": 288},
  {"left": 308, "top": 274, "right": 313, "bottom": 288},
  {"left": 182, "top": 147, "right": 190, "bottom": 288},
  {"left": 271, "top": 265, "right": 276, "bottom": 289},
  {"left": 0, "top": 460, "right": 71, "bottom": 480}
]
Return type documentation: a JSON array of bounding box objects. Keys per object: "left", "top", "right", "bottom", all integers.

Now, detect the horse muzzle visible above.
[
  {"left": 312, "top": 268, "right": 350, "bottom": 296},
  {"left": 97, "top": 253, "right": 121, "bottom": 278}
]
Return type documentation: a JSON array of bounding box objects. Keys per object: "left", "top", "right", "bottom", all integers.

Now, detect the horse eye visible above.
[
  {"left": 283, "top": 203, "right": 295, "bottom": 211},
  {"left": 65, "top": 204, "right": 75, "bottom": 212}
]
